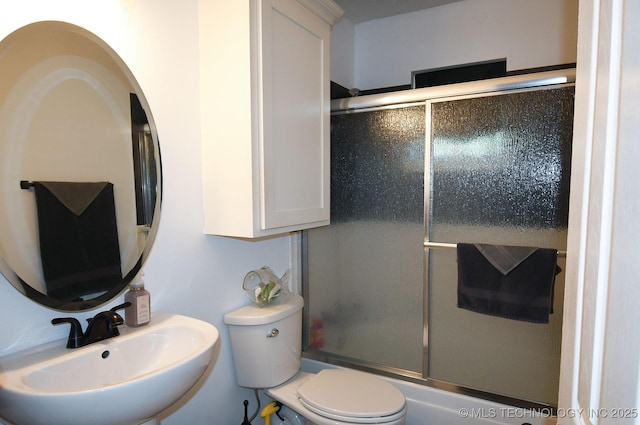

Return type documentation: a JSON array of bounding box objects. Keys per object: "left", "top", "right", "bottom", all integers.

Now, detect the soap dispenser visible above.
[{"left": 124, "top": 274, "right": 150, "bottom": 327}]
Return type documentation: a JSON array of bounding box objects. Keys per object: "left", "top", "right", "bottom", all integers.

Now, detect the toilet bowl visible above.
[{"left": 224, "top": 294, "right": 407, "bottom": 425}]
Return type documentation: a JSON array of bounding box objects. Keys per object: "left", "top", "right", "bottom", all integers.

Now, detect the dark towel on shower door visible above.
[
  {"left": 34, "top": 181, "right": 122, "bottom": 301},
  {"left": 456, "top": 243, "right": 558, "bottom": 323},
  {"left": 473, "top": 244, "right": 538, "bottom": 275}
]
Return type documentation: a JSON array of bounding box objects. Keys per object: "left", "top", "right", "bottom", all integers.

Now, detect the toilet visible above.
[{"left": 224, "top": 294, "right": 407, "bottom": 425}]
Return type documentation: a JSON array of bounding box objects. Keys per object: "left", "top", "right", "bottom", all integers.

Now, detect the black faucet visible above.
[{"left": 51, "top": 302, "right": 130, "bottom": 349}]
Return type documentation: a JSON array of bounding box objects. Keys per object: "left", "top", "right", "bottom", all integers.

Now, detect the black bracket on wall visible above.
[{"left": 20, "top": 180, "right": 35, "bottom": 190}]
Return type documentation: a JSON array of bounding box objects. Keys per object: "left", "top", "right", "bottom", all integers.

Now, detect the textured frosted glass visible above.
[
  {"left": 427, "top": 86, "right": 574, "bottom": 405},
  {"left": 430, "top": 87, "right": 574, "bottom": 231},
  {"left": 304, "top": 106, "right": 425, "bottom": 372}
]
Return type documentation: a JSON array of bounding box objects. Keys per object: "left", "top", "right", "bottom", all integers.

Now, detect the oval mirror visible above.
[{"left": 0, "top": 21, "right": 162, "bottom": 311}]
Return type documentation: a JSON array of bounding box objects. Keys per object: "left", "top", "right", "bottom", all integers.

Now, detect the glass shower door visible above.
[
  {"left": 303, "top": 77, "right": 575, "bottom": 409},
  {"left": 303, "top": 104, "right": 426, "bottom": 373},
  {"left": 426, "top": 85, "right": 575, "bottom": 405}
]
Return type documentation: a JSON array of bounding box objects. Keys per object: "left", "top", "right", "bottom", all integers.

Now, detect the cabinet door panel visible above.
[{"left": 261, "top": 0, "right": 330, "bottom": 229}]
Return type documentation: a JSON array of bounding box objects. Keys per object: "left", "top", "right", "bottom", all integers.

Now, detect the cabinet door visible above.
[{"left": 259, "top": 0, "right": 330, "bottom": 230}]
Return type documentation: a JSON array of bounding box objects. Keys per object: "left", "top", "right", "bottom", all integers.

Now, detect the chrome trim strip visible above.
[
  {"left": 423, "top": 99, "right": 432, "bottom": 381},
  {"left": 331, "top": 101, "right": 426, "bottom": 115},
  {"left": 331, "top": 68, "right": 576, "bottom": 112}
]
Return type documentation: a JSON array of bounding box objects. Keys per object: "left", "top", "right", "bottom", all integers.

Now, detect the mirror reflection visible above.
[{"left": 0, "top": 21, "right": 162, "bottom": 311}]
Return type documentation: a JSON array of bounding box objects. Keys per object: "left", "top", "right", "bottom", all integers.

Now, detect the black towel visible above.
[
  {"left": 34, "top": 182, "right": 122, "bottom": 301},
  {"left": 473, "top": 244, "right": 538, "bottom": 275},
  {"left": 456, "top": 243, "right": 558, "bottom": 323}
]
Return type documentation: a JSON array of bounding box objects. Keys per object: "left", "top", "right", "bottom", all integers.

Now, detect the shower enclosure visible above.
[{"left": 302, "top": 70, "right": 575, "bottom": 408}]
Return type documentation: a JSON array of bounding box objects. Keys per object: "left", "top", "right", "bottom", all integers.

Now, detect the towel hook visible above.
[{"left": 20, "top": 180, "right": 34, "bottom": 190}]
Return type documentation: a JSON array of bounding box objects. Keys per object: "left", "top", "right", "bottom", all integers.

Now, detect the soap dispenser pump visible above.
[{"left": 124, "top": 273, "right": 150, "bottom": 327}]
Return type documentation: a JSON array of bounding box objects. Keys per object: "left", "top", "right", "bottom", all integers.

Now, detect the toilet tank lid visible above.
[{"left": 224, "top": 294, "right": 304, "bottom": 325}]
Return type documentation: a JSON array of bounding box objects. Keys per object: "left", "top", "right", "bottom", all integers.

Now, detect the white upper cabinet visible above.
[{"left": 199, "top": 0, "right": 342, "bottom": 238}]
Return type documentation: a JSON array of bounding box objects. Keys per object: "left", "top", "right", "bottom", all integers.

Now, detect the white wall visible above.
[
  {"left": 0, "top": 2, "right": 290, "bottom": 424},
  {"left": 331, "top": 0, "right": 579, "bottom": 91},
  {"left": 330, "top": 17, "right": 355, "bottom": 89}
]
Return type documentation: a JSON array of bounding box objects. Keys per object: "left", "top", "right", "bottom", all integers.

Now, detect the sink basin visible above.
[{"left": 0, "top": 312, "right": 219, "bottom": 425}]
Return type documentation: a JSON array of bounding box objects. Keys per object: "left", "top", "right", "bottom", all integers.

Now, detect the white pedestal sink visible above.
[{"left": 0, "top": 312, "right": 219, "bottom": 425}]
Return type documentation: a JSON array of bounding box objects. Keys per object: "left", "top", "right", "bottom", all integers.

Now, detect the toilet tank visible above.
[{"left": 224, "top": 294, "right": 304, "bottom": 388}]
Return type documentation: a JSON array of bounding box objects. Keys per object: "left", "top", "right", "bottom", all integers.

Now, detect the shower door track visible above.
[{"left": 331, "top": 69, "right": 575, "bottom": 112}]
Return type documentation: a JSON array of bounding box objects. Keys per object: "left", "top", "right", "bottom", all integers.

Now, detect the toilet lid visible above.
[{"left": 297, "top": 369, "right": 406, "bottom": 424}]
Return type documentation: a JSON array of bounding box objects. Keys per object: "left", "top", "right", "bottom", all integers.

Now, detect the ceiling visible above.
[{"left": 333, "top": 0, "right": 465, "bottom": 24}]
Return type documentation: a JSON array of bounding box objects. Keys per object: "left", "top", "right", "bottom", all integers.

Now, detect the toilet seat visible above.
[{"left": 296, "top": 369, "right": 406, "bottom": 424}]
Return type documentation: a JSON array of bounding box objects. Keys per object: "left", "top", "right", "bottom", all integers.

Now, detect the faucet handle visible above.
[
  {"left": 51, "top": 317, "right": 84, "bottom": 349},
  {"left": 110, "top": 302, "right": 131, "bottom": 312},
  {"left": 83, "top": 303, "right": 129, "bottom": 327}
]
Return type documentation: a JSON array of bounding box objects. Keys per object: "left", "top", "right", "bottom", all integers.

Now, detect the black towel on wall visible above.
[
  {"left": 34, "top": 182, "right": 122, "bottom": 301},
  {"left": 456, "top": 243, "right": 558, "bottom": 323}
]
